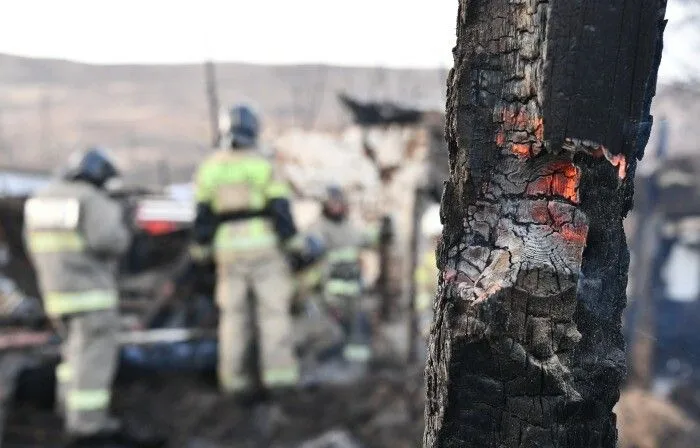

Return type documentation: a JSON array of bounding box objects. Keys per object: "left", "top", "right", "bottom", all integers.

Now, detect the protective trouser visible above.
[
  {"left": 57, "top": 309, "right": 119, "bottom": 436},
  {"left": 322, "top": 286, "right": 371, "bottom": 363},
  {"left": 293, "top": 295, "right": 345, "bottom": 360},
  {"left": 216, "top": 251, "right": 298, "bottom": 392}
]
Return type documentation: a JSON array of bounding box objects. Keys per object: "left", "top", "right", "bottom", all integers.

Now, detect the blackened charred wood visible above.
[
  {"left": 338, "top": 93, "right": 424, "bottom": 127},
  {"left": 424, "top": 1, "right": 667, "bottom": 447}
]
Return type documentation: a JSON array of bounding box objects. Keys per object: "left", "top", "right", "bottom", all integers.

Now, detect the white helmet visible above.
[{"left": 420, "top": 203, "right": 442, "bottom": 237}]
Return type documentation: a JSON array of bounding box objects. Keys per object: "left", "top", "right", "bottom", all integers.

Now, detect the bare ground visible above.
[{"left": 4, "top": 366, "right": 700, "bottom": 448}]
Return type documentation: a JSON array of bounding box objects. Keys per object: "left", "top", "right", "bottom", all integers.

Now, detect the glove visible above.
[
  {"left": 121, "top": 200, "right": 139, "bottom": 232},
  {"left": 283, "top": 233, "right": 306, "bottom": 254},
  {"left": 289, "top": 289, "right": 306, "bottom": 316},
  {"left": 287, "top": 252, "right": 305, "bottom": 272},
  {"left": 379, "top": 216, "right": 394, "bottom": 244},
  {"left": 189, "top": 243, "right": 213, "bottom": 265}
]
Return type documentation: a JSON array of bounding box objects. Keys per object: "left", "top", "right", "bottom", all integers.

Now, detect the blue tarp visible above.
[{"left": 121, "top": 340, "right": 218, "bottom": 372}]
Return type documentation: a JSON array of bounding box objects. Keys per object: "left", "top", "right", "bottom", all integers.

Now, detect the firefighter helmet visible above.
[
  {"left": 63, "top": 147, "right": 120, "bottom": 189},
  {"left": 226, "top": 104, "right": 260, "bottom": 148},
  {"left": 322, "top": 184, "right": 349, "bottom": 221}
]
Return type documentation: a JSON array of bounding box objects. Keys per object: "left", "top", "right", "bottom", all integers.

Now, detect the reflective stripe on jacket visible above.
[
  {"left": 24, "top": 180, "right": 130, "bottom": 317},
  {"left": 307, "top": 217, "right": 380, "bottom": 300},
  {"left": 415, "top": 251, "right": 438, "bottom": 312},
  {"left": 194, "top": 148, "right": 289, "bottom": 258}
]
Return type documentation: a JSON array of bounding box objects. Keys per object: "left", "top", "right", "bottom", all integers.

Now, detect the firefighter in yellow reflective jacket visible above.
[
  {"left": 190, "top": 104, "right": 303, "bottom": 398},
  {"left": 306, "top": 185, "right": 392, "bottom": 365},
  {"left": 24, "top": 148, "right": 162, "bottom": 447},
  {"left": 415, "top": 204, "right": 442, "bottom": 340}
]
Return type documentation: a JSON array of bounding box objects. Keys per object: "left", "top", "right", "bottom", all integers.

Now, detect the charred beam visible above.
[
  {"left": 338, "top": 93, "right": 424, "bottom": 127},
  {"left": 424, "top": 1, "right": 667, "bottom": 447}
]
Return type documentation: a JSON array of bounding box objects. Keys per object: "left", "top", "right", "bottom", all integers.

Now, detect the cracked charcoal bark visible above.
[{"left": 423, "top": 1, "right": 667, "bottom": 447}]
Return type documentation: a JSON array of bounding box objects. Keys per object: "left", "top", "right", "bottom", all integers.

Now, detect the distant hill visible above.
[
  {"left": 0, "top": 53, "right": 696, "bottom": 183},
  {"left": 0, "top": 53, "right": 447, "bottom": 182}
]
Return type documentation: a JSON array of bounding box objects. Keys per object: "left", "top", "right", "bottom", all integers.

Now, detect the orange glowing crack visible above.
[
  {"left": 527, "top": 200, "right": 588, "bottom": 245},
  {"left": 551, "top": 162, "right": 580, "bottom": 203},
  {"left": 534, "top": 117, "right": 544, "bottom": 141},
  {"left": 526, "top": 161, "right": 581, "bottom": 203},
  {"left": 496, "top": 130, "right": 506, "bottom": 146},
  {"left": 512, "top": 143, "right": 531, "bottom": 158},
  {"left": 569, "top": 140, "right": 628, "bottom": 180},
  {"left": 594, "top": 145, "right": 627, "bottom": 180},
  {"left": 561, "top": 223, "right": 588, "bottom": 245},
  {"left": 608, "top": 153, "right": 627, "bottom": 180},
  {"left": 495, "top": 107, "right": 545, "bottom": 158}
]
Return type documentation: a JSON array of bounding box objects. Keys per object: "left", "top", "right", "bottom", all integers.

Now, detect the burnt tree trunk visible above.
[{"left": 424, "top": 1, "right": 666, "bottom": 447}]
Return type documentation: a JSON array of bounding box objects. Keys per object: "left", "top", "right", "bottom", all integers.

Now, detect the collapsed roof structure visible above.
[{"left": 336, "top": 92, "right": 448, "bottom": 203}]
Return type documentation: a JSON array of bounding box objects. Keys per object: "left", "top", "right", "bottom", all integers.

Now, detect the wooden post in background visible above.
[
  {"left": 629, "top": 118, "right": 669, "bottom": 390},
  {"left": 204, "top": 61, "right": 221, "bottom": 148}
]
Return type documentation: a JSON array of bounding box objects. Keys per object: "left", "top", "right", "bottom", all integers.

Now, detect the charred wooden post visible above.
[
  {"left": 337, "top": 93, "right": 424, "bottom": 127},
  {"left": 376, "top": 216, "right": 400, "bottom": 322},
  {"left": 629, "top": 119, "right": 668, "bottom": 389},
  {"left": 424, "top": 1, "right": 666, "bottom": 447},
  {"left": 204, "top": 61, "right": 221, "bottom": 148}
]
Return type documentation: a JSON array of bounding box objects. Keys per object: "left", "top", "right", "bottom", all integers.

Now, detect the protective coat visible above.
[
  {"left": 305, "top": 216, "right": 379, "bottom": 362},
  {"left": 24, "top": 179, "right": 129, "bottom": 436},
  {"left": 193, "top": 148, "right": 299, "bottom": 391}
]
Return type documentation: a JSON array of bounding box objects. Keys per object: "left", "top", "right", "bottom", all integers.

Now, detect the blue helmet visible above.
[
  {"left": 63, "top": 147, "right": 119, "bottom": 188},
  {"left": 304, "top": 234, "right": 326, "bottom": 263},
  {"left": 323, "top": 184, "right": 348, "bottom": 221},
  {"left": 228, "top": 104, "right": 260, "bottom": 148}
]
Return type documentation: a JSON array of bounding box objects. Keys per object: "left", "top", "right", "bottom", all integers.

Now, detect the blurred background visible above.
[{"left": 0, "top": 1, "right": 698, "bottom": 447}]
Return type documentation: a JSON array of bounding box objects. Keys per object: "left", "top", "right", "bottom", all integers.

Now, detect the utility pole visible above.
[
  {"left": 157, "top": 159, "right": 171, "bottom": 189},
  {"left": 289, "top": 68, "right": 307, "bottom": 129},
  {"left": 0, "top": 109, "right": 9, "bottom": 164},
  {"left": 310, "top": 65, "right": 330, "bottom": 130},
  {"left": 373, "top": 66, "right": 388, "bottom": 102},
  {"left": 204, "top": 60, "right": 221, "bottom": 148},
  {"left": 39, "top": 93, "right": 51, "bottom": 159}
]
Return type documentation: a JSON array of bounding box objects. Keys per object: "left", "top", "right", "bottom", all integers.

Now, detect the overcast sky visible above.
[
  {"left": 0, "top": 0, "right": 456, "bottom": 68},
  {"left": 0, "top": 0, "right": 696, "bottom": 83}
]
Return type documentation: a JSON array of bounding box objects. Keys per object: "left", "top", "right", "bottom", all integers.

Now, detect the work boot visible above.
[
  {"left": 64, "top": 427, "right": 167, "bottom": 448},
  {"left": 252, "top": 401, "right": 288, "bottom": 441},
  {"left": 234, "top": 387, "right": 271, "bottom": 407}
]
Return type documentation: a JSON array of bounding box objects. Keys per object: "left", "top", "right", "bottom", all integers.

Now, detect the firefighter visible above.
[
  {"left": 306, "top": 185, "right": 393, "bottom": 365},
  {"left": 415, "top": 204, "right": 441, "bottom": 342},
  {"left": 290, "top": 236, "right": 347, "bottom": 385},
  {"left": 189, "top": 104, "right": 305, "bottom": 399},
  {"left": 23, "top": 148, "right": 163, "bottom": 447}
]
